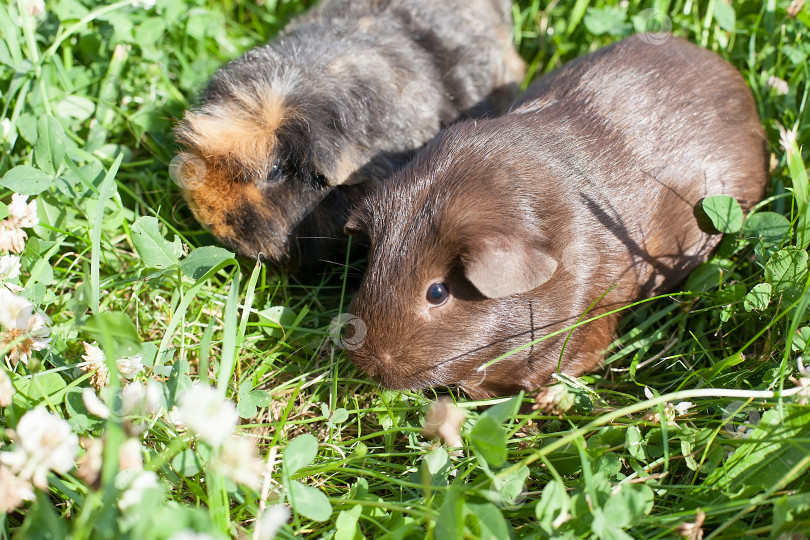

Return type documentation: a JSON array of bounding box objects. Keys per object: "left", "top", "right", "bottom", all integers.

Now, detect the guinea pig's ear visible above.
[{"left": 463, "top": 240, "right": 558, "bottom": 298}]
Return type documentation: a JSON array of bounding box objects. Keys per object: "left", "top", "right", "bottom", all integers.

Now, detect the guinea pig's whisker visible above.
[
  {"left": 412, "top": 329, "right": 538, "bottom": 378},
  {"left": 412, "top": 305, "right": 620, "bottom": 382}
]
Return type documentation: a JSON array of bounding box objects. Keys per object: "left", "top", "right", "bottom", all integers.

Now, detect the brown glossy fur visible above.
[{"left": 345, "top": 35, "right": 768, "bottom": 398}]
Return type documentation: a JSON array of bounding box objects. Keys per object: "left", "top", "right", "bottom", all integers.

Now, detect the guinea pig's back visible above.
[
  {"left": 512, "top": 34, "right": 767, "bottom": 292},
  {"left": 515, "top": 34, "right": 766, "bottom": 206},
  {"left": 286, "top": 0, "right": 523, "bottom": 117}
]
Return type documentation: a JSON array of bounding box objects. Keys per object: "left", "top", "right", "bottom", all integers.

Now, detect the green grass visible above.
[{"left": 1, "top": 0, "right": 810, "bottom": 538}]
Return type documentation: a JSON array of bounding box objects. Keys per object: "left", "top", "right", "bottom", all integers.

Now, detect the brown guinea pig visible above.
[
  {"left": 173, "top": 0, "right": 524, "bottom": 268},
  {"left": 344, "top": 34, "right": 768, "bottom": 399}
]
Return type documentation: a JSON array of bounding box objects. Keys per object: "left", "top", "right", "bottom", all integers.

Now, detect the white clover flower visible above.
[
  {"left": 7, "top": 194, "right": 38, "bottom": 228},
  {"left": 117, "top": 469, "right": 159, "bottom": 512},
  {"left": 533, "top": 383, "right": 576, "bottom": 417},
  {"left": 213, "top": 436, "right": 264, "bottom": 491},
  {"left": 80, "top": 342, "right": 144, "bottom": 389},
  {"left": 118, "top": 438, "right": 144, "bottom": 472},
  {"left": 676, "top": 510, "right": 706, "bottom": 540},
  {"left": 120, "top": 380, "right": 164, "bottom": 418},
  {"left": 0, "top": 255, "right": 21, "bottom": 281},
  {"left": 673, "top": 401, "right": 694, "bottom": 416},
  {"left": 254, "top": 505, "right": 290, "bottom": 540},
  {"left": 0, "top": 118, "right": 10, "bottom": 143},
  {"left": 166, "top": 406, "right": 188, "bottom": 431},
  {"left": 0, "top": 288, "right": 33, "bottom": 329},
  {"left": 643, "top": 387, "right": 693, "bottom": 426},
  {"left": 0, "top": 369, "right": 14, "bottom": 407},
  {"left": 766, "top": 75, "right": 789, "bottom": 96},
  {"left": 76, "top": 437, "right": 104, "bottom": 486},
  {"left": 660, "top": 401, "right": 694, "bottom": 426},
  {"left": 2, "top": 313, "right": 51, "bottom": 366},
  {"left": 422, "top": 397, "right": 465, "bottom": 448},
  {"left": 117, "top": 354, "right": 144, "bottom": 379},
  {"left": 81, "top": 342, "right": 110, "bottom": 388},
  {"left": 178, "top": 384, "right": 239, "bottom": 448},
  {"left": 0, "top": 291, "right": 51, "bottom": 366},
  {"left": 82, "top": 387, "right": 110, "bottom": 419},
  {"left": 22, "top": 0, "right": 46, "bottom": 20},
  {"left": 0, "top": 465, "right": 34, "bottom": 513},
  {"left": 0, "top": 407, "right": 78, "bottom": 489},
  {"left": 77, "top": 437, "right": 144, "bottom": 487},
  {"left": 0, "top": 194, "right": 38, "bottom": 254},
  {"left": 779, "top": 124, "right": 799, "bottom": 155},
  {"left": 0, "top": 227, "right": 27, "bottom": 254},
  {"left": 27, "top": 311, "right": 50, "bottom": 338}
]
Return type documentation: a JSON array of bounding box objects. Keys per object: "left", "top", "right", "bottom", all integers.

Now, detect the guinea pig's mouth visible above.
[
  {"left": 353, "top": 350, "right": 486, "bottom": 393},
  {"left": 351, "top": 351, "right": 428, "bottom": 390},
  {"left": 184, "top": 190, "right": 327, "bottom": 266},
  {"left": 348, "top": 321, "right": 531, "bottom": 392}
]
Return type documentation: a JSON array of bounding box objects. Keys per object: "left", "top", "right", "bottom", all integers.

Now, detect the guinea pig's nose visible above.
[{"left": 358, "top": 351, "right": 392, "bottom": 381}]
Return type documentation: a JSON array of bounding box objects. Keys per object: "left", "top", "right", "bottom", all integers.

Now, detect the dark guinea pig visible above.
[
  {"left": 344, "top": 34, "right": 768, "bottom": 399},
  {"left": 173, "top": 0, "right": 525, "bottom": 268}
]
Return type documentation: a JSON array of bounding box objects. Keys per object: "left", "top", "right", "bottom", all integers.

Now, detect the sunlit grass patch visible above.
[{"left": 1, "top": 0, "right": 809, "bottom": 538}]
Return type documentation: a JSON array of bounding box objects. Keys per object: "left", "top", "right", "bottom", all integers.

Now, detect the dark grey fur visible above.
[{"left": 175, "top": 0, "right": 524, "bottom": 268}]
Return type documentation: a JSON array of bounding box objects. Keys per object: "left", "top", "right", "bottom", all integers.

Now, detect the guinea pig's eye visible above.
[
  {"left": 265, "top": 162, "right": 285, "bottom": 184},
  {"left": 426, "top": 282, "right": 450, "bottom": 306}
]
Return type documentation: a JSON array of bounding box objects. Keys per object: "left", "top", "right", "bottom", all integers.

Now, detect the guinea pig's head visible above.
[
  {"left": 344, "top": 127, "right": 567, "bottom": 398},
  {"left": 173, "top": 49, "right": 369, "bottom": 265}
]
